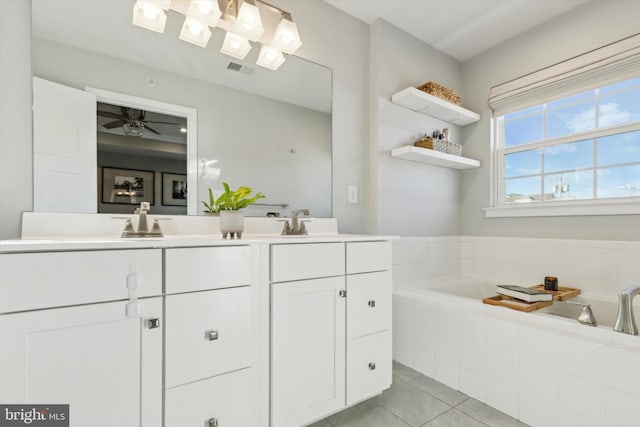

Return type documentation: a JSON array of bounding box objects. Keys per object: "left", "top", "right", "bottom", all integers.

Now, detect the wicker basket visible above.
[
  {"left": 414, "top": 135, "right": 434, "bottom": 149},
  {"left": 417, "top": 81, "right": 462, "bottom": 105}
]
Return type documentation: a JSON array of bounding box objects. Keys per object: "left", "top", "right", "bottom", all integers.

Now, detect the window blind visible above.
[{"left": 488, "top": 33, "right": 640, "bottom": 116}]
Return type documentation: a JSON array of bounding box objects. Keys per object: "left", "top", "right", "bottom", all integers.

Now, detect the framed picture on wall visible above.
[
  {"left": 102, "top": 167, "right": 155, "bottom": 205},
  {"left": 162, "top": 172, "right": 187, "bottom": 206}
]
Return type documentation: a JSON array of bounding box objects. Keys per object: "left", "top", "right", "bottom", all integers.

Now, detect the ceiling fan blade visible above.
[
  {"left": 103, "top": 120, "right": 124, "bottom": 129},
  {"left": 97, "top": 111, "right": 123, "bottom": 119},
  {"left": 143, "top": 124, "right": 161, "bottom": 135},
  {"left": 143, "top": 120, "right": 182, "bottom": 125}
]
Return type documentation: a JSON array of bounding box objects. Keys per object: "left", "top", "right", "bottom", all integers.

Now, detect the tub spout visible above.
[{"left": 614, "top": 286, "right": 640, "bottom": 335}]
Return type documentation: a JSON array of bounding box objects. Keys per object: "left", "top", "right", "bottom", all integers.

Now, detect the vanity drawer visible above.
[
  {"left": 0, "top": 249, "right": 162, "bottom": 313},
  {"left": 165, "top": 368, "right": 254, "bottom": 427},
  {"left": 271, "top": 242, "right": 344, "bottom": 282},
  {"left": 165, "top": 246, "right": 251, "bottom": 294},
  {"left": 165, "top": 287, "right": 252, "bottom": 388},
  {"left": 346, "top": 330, "right": 392, "bottom": 405},
  {"left": 346, "top": 271, "right": 392, "bottom": 339},
  {"left": 346, "top": 241, "right": 392, "bottom": 274}
]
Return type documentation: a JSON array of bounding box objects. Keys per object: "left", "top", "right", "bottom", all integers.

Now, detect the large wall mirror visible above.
[{"left": 31, "top": 0, "right": 332, "bottom": 217}]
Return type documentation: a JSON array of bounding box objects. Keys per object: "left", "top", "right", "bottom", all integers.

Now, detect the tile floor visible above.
[{"left": 310, "top": 362, "right": 529, "bottom": 427}]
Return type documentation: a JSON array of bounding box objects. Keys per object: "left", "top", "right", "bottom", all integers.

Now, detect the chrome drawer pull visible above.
[
  {"left": 339, "top": 290, "right": 347, "bottom": 298},
  {"left": 208, "top": 417, "right": 219, "bottom": 427},
  {"left": 368, "top": 300, "right": 376, "bottom": 308},
  {"left": 368, "top": 362, "right": 376, "bottom": 370},
  {"left": 147, "top": 318, "right": 160, "bottom": 329},
  {"left": 206, "top": 330, "right": 219, "bottom": 341}
]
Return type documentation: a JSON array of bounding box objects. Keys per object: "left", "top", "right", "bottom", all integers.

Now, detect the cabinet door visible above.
[
  {"left": 347, "top": 271, "right": 392, "bottom": 339},
  {"left": 271, "top": 276, "right": 346, "bottom": 427},
  {"left": 347, "top": 331, "right": 392, "bottom": 405},
  {"left": 0, "top": 298, "right": 162, "bottom": 427},
  {"left": 165, "top": 368, "right": 255, "bottom": 427},
  {"left": 165, "top": 287, "right": 252, "bottom": 388}
]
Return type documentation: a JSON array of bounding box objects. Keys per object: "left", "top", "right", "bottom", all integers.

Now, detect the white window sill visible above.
[{"left": 484, "top": 198, "right": 640, "bottom": 218}]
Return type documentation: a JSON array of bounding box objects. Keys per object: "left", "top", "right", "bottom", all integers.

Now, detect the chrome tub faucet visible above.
[{"left": 614, "top": 286, "right": 640, "bottom": 335}]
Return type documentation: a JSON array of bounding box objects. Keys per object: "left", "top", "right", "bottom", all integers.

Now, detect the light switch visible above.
[{"left": 348, "top": 185, "right": 358, "bottom": 204}]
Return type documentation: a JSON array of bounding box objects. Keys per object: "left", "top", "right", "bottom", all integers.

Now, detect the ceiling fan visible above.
[{"left": 98, "top": 107, "right": 181, "bottom": 136}]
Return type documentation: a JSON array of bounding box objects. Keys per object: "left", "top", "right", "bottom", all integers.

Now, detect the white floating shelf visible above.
[
  {"left": 391, "top": 87, "right": 480, "bottom": 126},
  {"left": 390, "top": 145, "right": 480, "bottom": 170}
]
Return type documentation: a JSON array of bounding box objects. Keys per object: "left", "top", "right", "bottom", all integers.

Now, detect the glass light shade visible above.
[
  {"left": 272, "top": 18, "right": 302, "bottom": 54},
  {"left": 234, "top": 2, "right": 264, "bottom": 42},
  {"left": 179, "top": 17, "right": 212, "bottom": 47},
  {"left": 132, "top": 0, "right": 167, "bottom": 33},
  {"left": 256, "top": 45, "right": 285, "bottom": 70},
  {"left": 220, "top": 32, "right": 251, "bottom": 60},
  {"left": 187, "top": 0, "right": 221, "bottom": 28}
]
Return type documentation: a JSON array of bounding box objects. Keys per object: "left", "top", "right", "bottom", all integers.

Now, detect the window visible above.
[{"left": 494, "top": 75, "right": 640, "bottom": 210}]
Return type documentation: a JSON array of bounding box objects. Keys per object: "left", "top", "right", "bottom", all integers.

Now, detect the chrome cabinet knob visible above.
[
  {"left": 147, "top": 318, "right": 160, "bottom": 329},
  {"left": 207, "top": 417, "right": 219, "bottom": 427},
  {"left": 206, "top": 330, "right": 219, "bottom": 341},
  {"left": 368, "top": 300, "right": 376, "bottom": 308},
  {"left": 368, "top": 362, "right": 376, "bottom": 370},
  {"left": 339, "top": 290, "right": 347, "bottom": 298}
]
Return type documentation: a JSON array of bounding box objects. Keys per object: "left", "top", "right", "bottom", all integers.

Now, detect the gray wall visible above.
[
  {"left": 370, "top": 20, "right": 464, "bottom": 236},
  {"left": 0, "top": 0, "right": 32, "bottom": 239},
  {"left": 460, "top": 0, "right": 640, "bottom": 240}
]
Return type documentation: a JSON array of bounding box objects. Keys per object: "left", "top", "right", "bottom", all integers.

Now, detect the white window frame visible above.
[{"left": 486, "top": 35, "right": 640, "bottom": 217}]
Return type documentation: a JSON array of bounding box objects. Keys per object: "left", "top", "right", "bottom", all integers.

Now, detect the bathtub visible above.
[{"left": 393, "top": 277, "right": 640, "bottom": 427}]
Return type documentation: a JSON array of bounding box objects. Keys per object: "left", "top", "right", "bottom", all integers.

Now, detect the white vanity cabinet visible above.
[
  {"left": 0, "top": 249, "right": 163, "bottom": 427},
  {"left": 163, "top": 246, "right": 256, "bottom": 427},
  {"left": 270, "top": 240, "right": 392, "bottom": 427}
]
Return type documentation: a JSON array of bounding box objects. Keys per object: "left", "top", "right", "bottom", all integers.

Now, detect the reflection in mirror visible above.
[
  {"left": 97, "top": 102, "right": 189, "bottom": 215},
  {"left": 31, "top": 0, "right": 333, "bottom": 217}
]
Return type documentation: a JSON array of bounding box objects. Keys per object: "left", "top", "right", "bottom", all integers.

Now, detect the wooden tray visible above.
[
  {"left": 529, "top": 285, "right": 580, "bottom": 301},
  {"left": 482, "top": 295, "right": 553, "bottom": 312}
]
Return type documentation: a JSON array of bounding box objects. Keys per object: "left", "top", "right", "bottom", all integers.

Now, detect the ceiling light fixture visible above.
[
  {"left": 132, "top": 0, "right": 170, "bottom": 33},
  {"left": 132, "top": 0, "right": 302, "bottom": 71}
]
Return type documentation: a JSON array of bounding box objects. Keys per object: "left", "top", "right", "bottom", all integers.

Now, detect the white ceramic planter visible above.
[{"left": 219, "top": 210, "right": 244, "bottom": 239}]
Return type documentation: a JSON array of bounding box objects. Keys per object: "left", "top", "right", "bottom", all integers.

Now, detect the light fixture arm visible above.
[{"left": 217, "top": 0, "right": 293, "bottom": 21}]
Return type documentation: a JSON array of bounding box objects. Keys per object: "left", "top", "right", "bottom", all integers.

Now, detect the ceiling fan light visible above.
[
  {"left": 123, "top": 123, "right": 144, "bottom": 137},
  {"left": 272, "top": 18, "right": 302, "bottom": 55},
  {"left": 179, "top": 17, "right": 212, "bottom": 47},
  {"left": 234, "top": 2, "right": 264, "bottom": 42},
  {"left": 132, "top": 0, "right": 167, "bottom": 33},
  {"left": 256, "top": 45, "right": 285, "bottom": 70},
  {"left": 187, "top": 0, "right": 221, "bottom": 28},
  {"left": 221, "top": 32, "right": 251, "bottom": 60}
]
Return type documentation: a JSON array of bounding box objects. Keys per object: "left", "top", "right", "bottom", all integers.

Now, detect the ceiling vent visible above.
[{"left": 226, "top": 61, "right": 255, "bottom": 75}]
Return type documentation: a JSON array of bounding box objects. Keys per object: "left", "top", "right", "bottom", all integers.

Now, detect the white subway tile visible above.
[
  {"left": 558, "top": 409, "right": 600, "bottom": 427},
  {"left": 392, "top": 318, "right": 413, "bottom": 346},
  {"left": 413, "top": 325, "right": 434, "bottom": 377},
  {"left": 605, "top": 388, "right": 640, "bottom": 427},
  {"left": 434, "top": 333, "right": 458, "bottom": 389},
  {"left": 414, "top": 299, "right": 435, "bottom": 329},
  {"left": 458, "top": 368, "right": 486, "bottom": 403},
  {"left": 519, "top": 393, "right": 558, "bottom": 427},
  {"left": 618, "top": 249, "right": 640, "bottom": 275},
  {"left": 558, "top": 335, "right": 605, "bottom": 384},
  {"left": 459, "top": 340, "right": 486, "bottom": 375},
  {"left": 605, "top": 346, "right": 640, "bottom": 397},
  {"left": 554, "top": 267, "right": 587, "bottom": 290},
  {"left": 619, "top": 273, "right": 640, "bottom": 292},
  {"left": 520, "top": 325, "right": 558, "bottom": 369},
  {"left": 392, "top": 295, "right": 414, "bottom": 324},
  {"left": 520, "top": 359, "right": 557, "bottom": 401},
  {"left": 558, "top": 373, "right": 605, "bottom": 424},
  {"left": 435, "top": 304, "right": 458, "bottom": 338},
  {"left": 584, "top": 270, "right": 619, "bottom": 298},
  {"left": 392, "top": 339, "right": 413, "bottom": 368},
  {"left": 486, "top": 317, "right": 519, "bottom": 356},
  {"left": 458, "top": 311, "right": 486, "bottom": 345},
  {"left": 486, "top": 349, "right": 518, "bottom": 387},
  {"left": 586, "top": 247, "right": 619, "bottom": 273},
  {"left": 486, "top": 379, "right": 519, "bottom": 419},
  {"left": 555, "top": 245, "right": 587, "bottom": 271}
]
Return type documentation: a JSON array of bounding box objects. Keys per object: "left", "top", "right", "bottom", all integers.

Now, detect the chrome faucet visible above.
[
  {"left": 280, "top": 209, "right": 310, "bottom": 235},
  {"left": 564, "top": 300, "right": 597, "bottom": 327},
  {"left": 118, "top": 202, "right": 164, "bottom": 238},
  {"left": 614, "top": 286, "right": 640, "bottom": 335}
]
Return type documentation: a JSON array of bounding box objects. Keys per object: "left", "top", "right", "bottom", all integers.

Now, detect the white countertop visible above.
[{"left": 0, "top": 234, "right": 395, "bottom": 253}]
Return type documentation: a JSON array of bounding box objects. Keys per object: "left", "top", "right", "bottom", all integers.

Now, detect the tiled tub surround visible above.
[{"left": 392, "top": 236, "right": 640, "bottom": 427}]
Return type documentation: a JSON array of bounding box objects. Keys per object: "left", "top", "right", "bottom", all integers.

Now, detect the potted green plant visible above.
[{"left": 202, "top": 182, "right": 265, "bottom": 238}]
